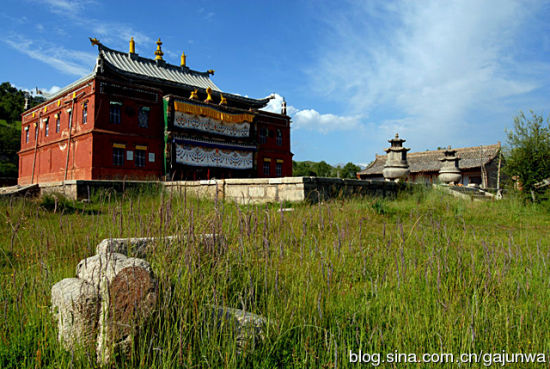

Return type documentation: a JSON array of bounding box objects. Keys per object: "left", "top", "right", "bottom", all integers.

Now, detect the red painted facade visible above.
[{"left": 18, "top": 42, "right": 292, "bottom": 184}]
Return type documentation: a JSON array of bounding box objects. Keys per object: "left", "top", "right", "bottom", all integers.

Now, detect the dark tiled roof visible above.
[
  {"left": 98, "top": 43, "right": 221, "bottom": 91},
  {"left": 95, "top": 42, "right": 271, "bottom": 109},
  {"left": 358, "top": 143, "right": 501, "bottom": 176}
]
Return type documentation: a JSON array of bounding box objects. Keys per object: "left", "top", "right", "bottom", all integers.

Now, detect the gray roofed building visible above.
[{"left": 358, "top": 143, "right": 502, "bottom": 188}]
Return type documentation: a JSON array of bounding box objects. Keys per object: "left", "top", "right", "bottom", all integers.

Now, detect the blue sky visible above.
[{"left": 2, "top": 0, "right": 550, "bottom": 166}]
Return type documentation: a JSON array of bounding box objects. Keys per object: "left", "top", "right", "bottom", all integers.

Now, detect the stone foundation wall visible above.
[
  {"left": 165, "top": 177, "right": 401, "bottom": 204},
  {"left": 38, "top": 177, "right": 402, "bottom": 203}
]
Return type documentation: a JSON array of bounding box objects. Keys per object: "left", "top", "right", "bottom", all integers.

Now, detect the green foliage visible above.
[
  {"left": 0, "top": 82, "right": 45, "bottom": 178},
  {"left": 292, "top": 160, "right": 362, "bottom": 178},
  {"left": 340, "top": 162, "right": 361, "bottom": 179},
  {"left": 504, "top": 111, "right": 550, "bottom": 192}
]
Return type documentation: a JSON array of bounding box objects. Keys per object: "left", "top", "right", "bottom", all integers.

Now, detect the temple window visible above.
[
  {"left": 110, "top": 101, "right": 122, "bottom": 124},
  {"left": 259, "top": 127, "right": 267, "bottom": 144},
  {"left": 135, "top": 146, "right": 147, "bottom": 167},
  {"left": 112, "top": 144, "right": 125, "bottom": 166},
  {"left": 55, "top": 115, "right": 60, "bottom": 133},
  {"left": 44, "top": 119, "right": 49, "bottom": 137},
  {"left": 276, "top": 161, "right": 283, "bottom": 177},
  {"left": 82, "top": 103, "right": 88, "bottom": 124},
  {"left": 263, "top": 158, "right": 271, "bottom": 176},
  {"left": 25, "top": 126, "right": 29, "bottom": 143},
  {"left": 276, "top": 129, "right": 282, "bottom": 146},
  {"left": 138, "top": 106, "right": 150, "bottom": 128}
]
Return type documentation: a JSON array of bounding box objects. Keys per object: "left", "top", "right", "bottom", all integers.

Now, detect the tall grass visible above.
[{"left": 1, "top": 187, "right": 549, "bottom": 368}]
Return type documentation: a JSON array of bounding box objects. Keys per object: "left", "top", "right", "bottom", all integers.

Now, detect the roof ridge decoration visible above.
[{"left": 90, "top": 37, "right": 213, "bottom": 77}]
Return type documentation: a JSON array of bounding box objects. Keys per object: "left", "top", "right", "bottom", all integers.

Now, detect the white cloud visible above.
[
  {"left": 261, "top": 93, "right": 359, "bottom": 133},
  {"left": 293, "top": 109, "right": 361, "bottom": 133},
  {"left": 5, "top": 35, "right": 95, "bottom": 76},
  {"left": 310, "top": 0, "right": 548, "bottom": 149}
]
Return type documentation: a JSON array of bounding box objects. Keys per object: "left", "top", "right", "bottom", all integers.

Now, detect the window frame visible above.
[
  {"left": 276, "top": 161, "right": 283, "bottom": 177},
  {"left": 135, "top": 149, "right": 146, "bottom": 167},
  {"left": 263, "top": 160, "right": 271, "bottom": 176},
  {"left": 276, "top": 129, "right": 282, "bottom": 146},
  {"left": 82, "top": 103, "right": 88, "bottom": 124},
  {"left": 112, "top": 147, "right": 125, "bottom": 166},
  {"left": 259, "top": 127, "right": 267, "bottom": 144},
  {"left": 138, "top": 106, "right": 150, "bottom": 128},
  {"left": 109, "top": 101, "right": 122, "bottom": 124}
]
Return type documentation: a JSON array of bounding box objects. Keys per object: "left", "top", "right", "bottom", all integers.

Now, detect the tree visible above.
[
  {"left": 505, "top": 111, "right": 550, "bottom": 192},
  {"left": 340, "top": 162, "right": 361, "bottom": 179}
]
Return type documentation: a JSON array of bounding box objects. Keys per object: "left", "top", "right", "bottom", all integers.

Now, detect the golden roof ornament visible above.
[
  {"left": 205, "top": 87, "right": 213, "bottom": 103},
  {"left": 154, "top": 38, "right": 164, "bottom": 60},
  {"left": 189, "top": 89, "right": 198, "bottom": 100},
  {"left": 89, "top": 37, "right": 100, "bottom": 46},
  {"left": 219, "top": 93, "right": 227, "bottom": 105},
  {"left": 207, "top": 69, "right": 215, "bottom": 75},
  {"left": 129, "top": 37, "right": 135, "bottom": 54},
  {"left": 180, "top": 51, "right": 186, "bottom": 67}
]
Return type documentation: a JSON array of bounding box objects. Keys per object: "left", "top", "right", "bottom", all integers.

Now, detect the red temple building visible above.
[{"left": 18, "top": 38, "right": 292, "bottom": 185}]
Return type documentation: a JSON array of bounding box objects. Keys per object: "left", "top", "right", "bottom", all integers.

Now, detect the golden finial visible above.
[
  {"left": 189, "top": 89, "right": 198, "bottom": 100},
  {"left": 89, "top": 37, "right": 100, "bottom": 46},
  {"left": 180, "top": 51, "right": 186, "bottom": 67},
  {"left": 205, "top": 87, "right": 213, "bottom": 103},
  {"left": 129, "top": 37, "right": 135, "bottom": 54},
  {"left": 207, "top": 69, "right": 215, "bottom": 75},
  {"left": 154, "top": 38, "right": 164, "bottom": 60},
  {"left": 219, "top": 93, "right": 227, "bottom": 105}
]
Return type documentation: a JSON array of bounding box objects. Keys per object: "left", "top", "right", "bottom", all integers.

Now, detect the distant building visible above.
[
  {"left": 18, "top": 38, "right": 292, "bottom": 184},
  {"left": 357, "top": 143, "right": 502, "bottom": 188}
]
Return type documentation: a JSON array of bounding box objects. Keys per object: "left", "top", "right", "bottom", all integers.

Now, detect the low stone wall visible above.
[
  {"left": 39, "top": 180, "right": 162, "bottom": 201},
  {"left": 165, "top": 177, "right": 402, "bottom": 204},
  {"left": 36, "top": 177, "right": 402, "bottom": 203}
]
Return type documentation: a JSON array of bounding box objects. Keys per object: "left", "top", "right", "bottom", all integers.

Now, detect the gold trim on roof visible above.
[{"left": 174, "top": 100, "right": 254, "bottom": 123}]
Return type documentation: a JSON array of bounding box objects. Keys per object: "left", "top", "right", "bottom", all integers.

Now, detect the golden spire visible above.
[
  {"left": 154, "top": 38, "right": 164, "bottom": 60},
  {"left": 205, "top": 87, "right": 213, "bottom": 103},
  {"left": 129, "top": 37, "right": 135, "bottom": 54},
  {"left": 180, "top": 51, "right": 186, "bottom": 67},
  {"left": 219, "top": 93, "right": 227, "bottom": 105},
  {"left": 189, "top": 89, "right": 198, "bottom": 100}
]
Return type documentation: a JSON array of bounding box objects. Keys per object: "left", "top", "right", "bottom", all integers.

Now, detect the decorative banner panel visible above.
[
  {"left": 174, "top": 111, "right": 250, "bottom": 137},
  {"left": 174, "top": 100, "right": 255, "bottom": 123},
  {"left": 175, "top": 143, "right": 253, "bottom": 170}
]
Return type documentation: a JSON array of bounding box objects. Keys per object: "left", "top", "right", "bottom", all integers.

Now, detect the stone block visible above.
[{"left": 51, "top": 278, "right": 99, "bottom": 353}]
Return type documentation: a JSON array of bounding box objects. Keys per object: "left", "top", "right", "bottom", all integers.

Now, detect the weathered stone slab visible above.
[
  {"left": 75, "top": 252, "right": 158, "bottom": 364},
  {"left": 95, "top": 234, "right": 225, "bottom": 257},
  {"left": 210, "top": 306, "right": 268, "bottom": 352},
  {"left": 51, "top": 278, "right": 99, "bottom": 352}
]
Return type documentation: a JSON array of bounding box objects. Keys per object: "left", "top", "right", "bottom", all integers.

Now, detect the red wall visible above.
[
  {"left": 91, "top": 79, "right": 164, "bottom": 180},
  {"left": 18, "top": 80, "right": 95, "bottom": 184},
  {"left": 255, "top": 111, "right": 293, "bottom": 177}
]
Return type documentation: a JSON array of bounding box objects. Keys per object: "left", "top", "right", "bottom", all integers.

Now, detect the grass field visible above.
[{"left": 1, "top": 187, "right": 550, "bottom": 368}]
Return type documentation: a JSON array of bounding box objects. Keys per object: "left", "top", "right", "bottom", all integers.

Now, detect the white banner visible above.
[
  {"left": 174, "top": 112, "right": 250, "bottom": 137},
  {"left": 175, "top": 143, "right": 253, "bottom": 169}
]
